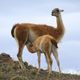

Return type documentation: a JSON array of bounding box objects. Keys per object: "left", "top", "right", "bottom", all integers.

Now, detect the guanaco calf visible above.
[{"left": 27, "top": 35, "right": 61, "bottom": 73}]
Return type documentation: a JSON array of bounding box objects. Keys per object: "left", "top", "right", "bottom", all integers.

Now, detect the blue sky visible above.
[{"left": 0, "top": 0, "right": 80, "bottom": 74}]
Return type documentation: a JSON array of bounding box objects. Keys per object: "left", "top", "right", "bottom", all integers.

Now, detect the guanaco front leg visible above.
[{"left": 37, "top": 51, "right": 41, "bottom": 72}]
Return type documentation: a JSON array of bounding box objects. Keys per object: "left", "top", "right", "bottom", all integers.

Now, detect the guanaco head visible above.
[
  {"left": 27, "top": 43, "right": 36, "bottom": 53},
  {"left": 51, "top": 8, "right": 64, "bottom": 17}
]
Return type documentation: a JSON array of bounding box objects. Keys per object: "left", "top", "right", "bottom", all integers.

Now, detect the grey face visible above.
[{"left": 51, "top": 8, "right": 64, "bottom": 17}]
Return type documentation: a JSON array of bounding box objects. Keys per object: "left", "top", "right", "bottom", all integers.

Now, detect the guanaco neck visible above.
[{"left": 56, "top": 13, "right": 65, "bottom": 42}]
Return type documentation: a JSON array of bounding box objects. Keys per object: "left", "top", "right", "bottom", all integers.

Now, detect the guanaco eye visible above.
[
  {"left": 30, "top": 44, "right": 33, "bottom": 47},
  {"left": 56, "top": 9, "right": 59, "bottom": 12}
]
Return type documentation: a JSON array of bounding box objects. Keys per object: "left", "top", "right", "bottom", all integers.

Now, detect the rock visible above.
[
  {"left": 0, "top": 53, "right": 12, "bottom": 59},
  {"left": 0, "top": 53, "right": 14, "bottom": 65},
  {"left": 0, "top": 53, "right": 80, "bottom": 80}
]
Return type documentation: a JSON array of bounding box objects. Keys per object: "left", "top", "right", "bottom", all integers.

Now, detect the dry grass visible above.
[{"left": 0, "top": 53, "right": 80, "bottom": 80}]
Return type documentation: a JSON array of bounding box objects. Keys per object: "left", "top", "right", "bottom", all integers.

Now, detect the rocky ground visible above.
[{"left": 0, "top": 53, "right": 80, "bottom": 80}]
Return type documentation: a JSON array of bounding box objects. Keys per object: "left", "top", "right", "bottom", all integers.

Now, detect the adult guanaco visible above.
[{"left": 11, "top": 8, "right": 65, "bottom": 71}]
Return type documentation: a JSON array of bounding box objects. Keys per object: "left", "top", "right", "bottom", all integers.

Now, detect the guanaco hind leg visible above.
[
  {"left": 17, "top": 41, "right": 26, "bottom": 70},
  {"left": 14, "top": 27, "right": 28, "bottom": 70},
  {"left": 44, "top": 52, "right": 52, "bottom": 74},
  {"left": 52, "top": 47, "right": 61, "bottom": 73}
]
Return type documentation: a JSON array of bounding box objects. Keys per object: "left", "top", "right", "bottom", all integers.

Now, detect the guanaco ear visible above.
[
  {"left": 60, "top": 9, "right": 64, "bottom": 12},
  {"left": 55, "top": 8, "right": 64, "bottom": 12}
]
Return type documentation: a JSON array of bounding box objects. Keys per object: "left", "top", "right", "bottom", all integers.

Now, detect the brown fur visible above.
[
  {"left": 11, "top": 23, "right": 63, "bottom": 43},
  {"left": 27, "top": 35, "right": 61, "bottom": 73},
  {"left": 11, "top": 8, "right": 64, "bottom": 72}
]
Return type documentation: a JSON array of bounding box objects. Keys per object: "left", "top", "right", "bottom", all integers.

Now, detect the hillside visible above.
[{"left": 0, "top": 53, "right": 80, "bottom": 80}]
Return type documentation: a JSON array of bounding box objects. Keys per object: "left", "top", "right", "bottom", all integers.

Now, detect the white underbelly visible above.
[{"left": 29, "top": 29, "right": 38, "bottom": 42}]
